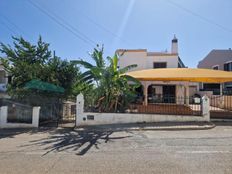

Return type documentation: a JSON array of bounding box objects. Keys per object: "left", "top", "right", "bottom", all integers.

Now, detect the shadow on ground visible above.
[
  {"left": 0, "top": 128, "right": 53, "bottom": 139},
  {"left": 21, "top": 128, "right": 132, "bottom": 156},
  {"left": 213, "top": 121, "right": 232, "bottom": 126}
]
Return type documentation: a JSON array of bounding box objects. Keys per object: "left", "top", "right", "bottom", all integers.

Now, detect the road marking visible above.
[{"left": 177, "top": 150, "right": 231, "bottom": 154}]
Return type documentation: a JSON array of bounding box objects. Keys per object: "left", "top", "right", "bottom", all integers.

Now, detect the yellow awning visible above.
[{"left": 126, "top": 68, "right": 232, "bottom": 83}]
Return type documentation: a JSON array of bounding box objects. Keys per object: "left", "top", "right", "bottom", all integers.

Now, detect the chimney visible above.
[{"left": 171, "top": 35, "right": 178, "bottom": 54}]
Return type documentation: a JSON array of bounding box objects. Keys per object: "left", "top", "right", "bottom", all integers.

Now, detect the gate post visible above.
[
  {"left": 76, "top": 93, "right": 84, "bottom": 126},
  {"left": 32, "top": 107, "right": 40, "bottom": 128},
  {"left": 202, "top": 95, "right": 210, "bottom": 121},
  {"left": 0, "top": 106, "right": 8, "bottom": 128}
]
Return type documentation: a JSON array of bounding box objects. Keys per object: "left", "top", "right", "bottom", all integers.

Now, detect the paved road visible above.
[{"left": 0, "top": 122, "right": 232, "bottom": 174}]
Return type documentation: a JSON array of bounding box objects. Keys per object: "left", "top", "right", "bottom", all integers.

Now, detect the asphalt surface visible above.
[{"left": 0, "top": 122, "right": 232, "bottom": 174}]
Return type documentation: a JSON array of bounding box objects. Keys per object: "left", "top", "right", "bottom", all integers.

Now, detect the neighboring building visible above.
[
  {"left": 198, "top": 49, "right": 232, "bottom": 95},
  {"left": 116, "top": 36, "right": 197, "bottom": 105},
  {"left": 0, "top": 62, "right": 10, "bottom": 98},
  {"left": 0, "top": 64, "right": 7, "bottom": 91}
]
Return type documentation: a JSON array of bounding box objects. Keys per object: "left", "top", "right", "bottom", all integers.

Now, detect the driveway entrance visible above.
[{"left": 58, "top": 102, "right": 76, "bottom": 128}]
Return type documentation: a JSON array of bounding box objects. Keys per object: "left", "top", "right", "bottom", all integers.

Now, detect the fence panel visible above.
[
  {"left": 0, "top": 99, "right": 33, "bottom": 123},
  {"left": 210, "top": 95, "right": 232, "bottom": 119},
  {"left": 129, "top": 96, "right": 202, "bottom": 116}
]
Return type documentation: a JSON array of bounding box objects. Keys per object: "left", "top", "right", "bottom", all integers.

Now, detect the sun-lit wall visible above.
[{"left": 118, "top": 50, "right": 179, "bottom": 71}]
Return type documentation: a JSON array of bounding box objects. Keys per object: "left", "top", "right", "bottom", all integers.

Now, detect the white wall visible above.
[
  {"left": 118, "top": 51, "right": 147, "bottom": 71},
  {"left": 118, "top": 51, "right": 179, "bottom": 71},
  {"left": 146, "top": 55, "right": 178, "bottom": 68},
  {"left": 0, "top": 106, "right": 40, "bottom": 128},
  {"left": 76, "top": 112, "right": 209, "bottom": 126},
  {"left": 176, "top": 85, "right": 185, "bottom": 104}
]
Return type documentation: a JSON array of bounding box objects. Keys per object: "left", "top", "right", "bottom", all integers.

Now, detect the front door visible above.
[{"left": 163, "top": 85, "right": 176, "bottom": 103}]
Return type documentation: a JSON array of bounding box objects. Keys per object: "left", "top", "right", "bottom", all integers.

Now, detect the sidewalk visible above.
[{"left": 75, "top": 122, "right": 215, "bottom": 131}]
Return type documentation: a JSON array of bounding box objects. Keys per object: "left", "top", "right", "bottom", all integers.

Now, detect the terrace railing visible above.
[
  {"left": 84, "top": 95, "right": 203, "bottom": 116},
  {"left": 209, "top": 95, "right": 232, "bottom": 119},
  {"left": 129, "top": 95, "right": 202, "bottom": 116}
]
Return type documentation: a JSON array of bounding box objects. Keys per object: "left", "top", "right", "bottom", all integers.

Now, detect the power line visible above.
[
  {"left": 78, "top": 10, "right": 135, "bottom": 47},
  {"left": 33, "top": 1, "right": 97, "bottom": 46},
  {"left": 0, "top": 19, "right": 19, "bottom": 36},
  {"left": 27, "top": 0, "right": 97, "bottom": 47},
  {"left": 0, "top": 11, "right": 29, "bottom": 38},
  {"left": 27, "top": 0, "right": 123, "bottom": 56},
  {"left": 166, "top": 0, "right": 232, "bottom": 34}
]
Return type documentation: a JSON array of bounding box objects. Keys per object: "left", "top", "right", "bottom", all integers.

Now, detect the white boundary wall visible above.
[
  {"left": 76, "top": 94, "right": 210, "bottom": 126},
  {"left": 0, "top": 106, "right": 40, "bottom": 128}
]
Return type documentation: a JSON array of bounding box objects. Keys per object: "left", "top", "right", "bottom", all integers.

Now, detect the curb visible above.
[
  {"left": 128, "top": 124, "right": 215, "bottom": 131},
  {"left": 75, "top": 122, "right": 216, "bottom": 131},
  {"left": 211, "top": 119, "right": 232, "bottom": 122}
]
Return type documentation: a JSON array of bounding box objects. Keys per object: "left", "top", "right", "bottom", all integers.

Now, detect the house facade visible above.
[
  {"left": 117, "top": 35, "right": 185, "bottom": 70},
  {"left": 117, "top": 36, "right": 198, "bottom": 105},
  {"left": 198, "top": 49, "right": 232, "bottom": 95}
]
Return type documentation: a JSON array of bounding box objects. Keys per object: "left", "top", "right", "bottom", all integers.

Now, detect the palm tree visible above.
[{"left": 75, "top": 46, "right": 140, "bottom": 112}]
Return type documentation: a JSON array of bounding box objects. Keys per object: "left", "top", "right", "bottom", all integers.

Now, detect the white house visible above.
[
  {"left": 117, "top": 35, "right": 184, "bottom": 70},
  {"left": 116, "top": 36, "right": 198, "bottom": 105}
]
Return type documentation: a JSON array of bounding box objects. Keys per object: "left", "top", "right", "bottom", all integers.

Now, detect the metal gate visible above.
[
  {"left": 39, "top": 102, "right": 62, "bottom": 127},
  {"left": 210, "top": 95, "right": 232, "bottom": 119},
  {"left": 58, "top": 101, "right": 76, "bottom": 128}
]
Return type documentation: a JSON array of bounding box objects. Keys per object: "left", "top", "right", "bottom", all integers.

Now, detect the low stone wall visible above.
[
  {"left": 0, "top": 106, "right": 40, "bottom": 128},
  {"left": 75, "top": 94, "right": 210, "bottom": 126},
  {"left": 76, "top": 112, "right": 210, "bottom": 126}
]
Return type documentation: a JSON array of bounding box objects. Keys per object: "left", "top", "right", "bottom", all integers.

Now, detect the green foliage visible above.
[
  {"left": 0, "top": 36, "right": 79, "bottom": 98},
  {"left": 72, "top": 45, "right": 105, "bottom": 86},
  {"left": 76, "top": 46, "right": 140, "bottom": 112}
]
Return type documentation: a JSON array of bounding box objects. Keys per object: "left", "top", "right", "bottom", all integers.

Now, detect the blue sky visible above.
[{"left": 0, "top": 0, "right": 231, "bottom": 67}]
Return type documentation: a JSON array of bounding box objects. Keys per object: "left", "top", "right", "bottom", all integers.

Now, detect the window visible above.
[
  {"left": 153, "top": 62, "right": 167, "bottom": 69},
  {"left": 224, "top": 62, "right": 232, "bottom": 71},
  {"left": 203, "top": 83, "right": 220, "bottom": 95},
  {"left": 212, "top": 65, "right": 219, "bottom": 70}
]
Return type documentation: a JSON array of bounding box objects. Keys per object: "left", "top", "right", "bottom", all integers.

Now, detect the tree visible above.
[
  {"left": 72, "top": 45, "right": 106, "bottom": 86},
  {"left": 97, "top": 54, "right": 140, "bottom": 112},
  {"left": 43, "top": 56, "right": 80, "bottom": 97},
  {"left": 75, "top": 46, "right": 140, "bottom": 112},
  {"left": 0, "top": 36, "right": 79, "bottom": 99}
]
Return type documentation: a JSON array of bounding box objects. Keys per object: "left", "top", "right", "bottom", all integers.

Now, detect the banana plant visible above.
[
  {"left": 72, "top": 46, "right": 105, "bottom": 86},
  {"left": 75, "top": 46, "right": 140, "bottom": 112}
]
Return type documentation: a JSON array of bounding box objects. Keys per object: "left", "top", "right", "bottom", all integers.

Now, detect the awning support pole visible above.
[
  {"left": 143, "top": 82, "right": 148, "bottom": 106},
  {"left": 220, "top": 83, "right": 223, "bottom": 95},
  {"left": 185, "top": 82, "right": 190, "bottom": 106}
]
